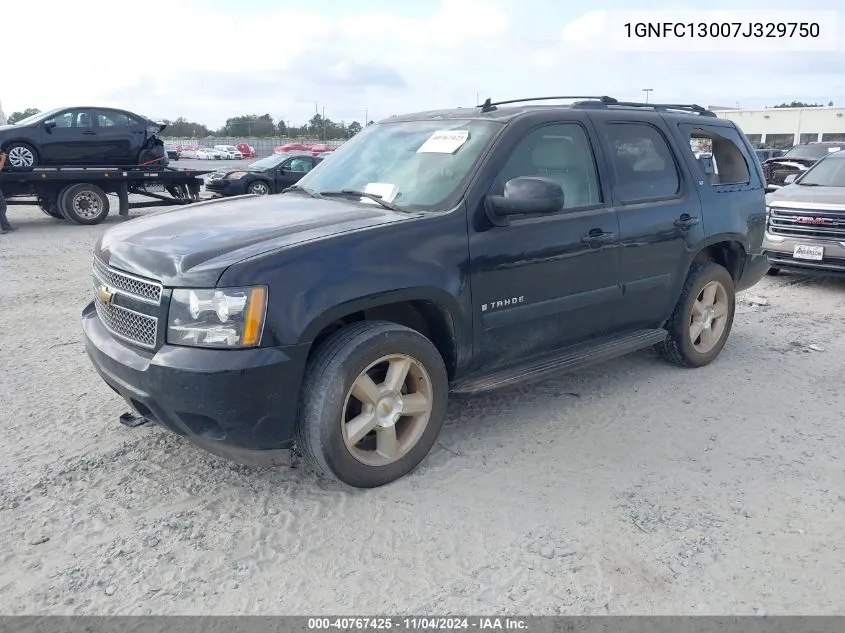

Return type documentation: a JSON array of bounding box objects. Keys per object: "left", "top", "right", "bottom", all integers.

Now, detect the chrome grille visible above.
[
  {"left": 92, "top": 257, "right": 162, "bottom": 303},
  {"left": 769, "top": 207, "right": 845, "bottom": 242},
  {"left": 93, "top": 296, "right": 158, "bottom": 349}
]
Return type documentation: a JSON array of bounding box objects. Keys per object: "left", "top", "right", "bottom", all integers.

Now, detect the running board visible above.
[{"left": 450, "top": 329, "right": 668, "bottom": 395}]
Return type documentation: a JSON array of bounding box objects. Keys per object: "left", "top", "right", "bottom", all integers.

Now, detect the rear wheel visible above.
[
  {"left": 295, "top": 321, "right": 449, "bottom": 488},
  {"left": 59, "top": 183, "right": 110, "bottom": 225},
  {"left": 656, "top": 261, "right": 736, "bottom": 368}
]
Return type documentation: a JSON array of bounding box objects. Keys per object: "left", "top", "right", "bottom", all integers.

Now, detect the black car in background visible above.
[
  {"left": 762, "top": 141, "right": 845, "bottom": 191},
  {"left": 205, "top": 152, "right": 323, "bottom": 197},
  {"left": 754, "top": 148, "right": 784, "bottom": 163},
  {"left": 0, "top": 106, "right": 168, "bottom": 168}
]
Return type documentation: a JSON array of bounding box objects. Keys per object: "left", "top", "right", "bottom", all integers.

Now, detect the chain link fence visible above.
[{"left": 162, "top": 137, "right": 347, "bottom": 157}]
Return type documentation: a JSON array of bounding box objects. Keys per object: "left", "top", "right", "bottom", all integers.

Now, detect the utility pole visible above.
[
  {"left": 642, "top": 88, "right": 653, "bottom": 104},
  {"left": 322, "top": 106, "right": 325, "bottom": 140},
  {"left": 365, "top": 108, "right": 368, "bottom": 125}
]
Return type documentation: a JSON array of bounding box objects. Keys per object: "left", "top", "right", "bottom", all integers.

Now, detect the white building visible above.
[
  {"left": 710, "top": 106, "right": 845, "bottom": 149},
  {"left": 0, "top": 101, "right": 6, "bottom": 126}
]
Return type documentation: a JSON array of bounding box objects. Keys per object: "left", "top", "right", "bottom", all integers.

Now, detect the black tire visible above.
[
  {"left": 247, "top": 181, "right": 271, "bottom": 195},
  {"left": 766, "top": 267, "right": 781, "bottom": 276},
  {"left": 59, "top": 183, "right": 110, "bottom": 225},
  {"left": 656, "top": 261, "right": 736, "bottom": 368},
  {"left": 3, "top": 142, "right": 39, "bottom": 168},
  {"left": 295, "top": 321, "right": 449, "bottom": 488},
  {"left": 37, "top": 195, "right": 64, "bottom": 220}
]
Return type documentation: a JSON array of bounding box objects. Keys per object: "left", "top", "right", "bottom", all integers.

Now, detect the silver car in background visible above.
[{"left": 763, "top": 150, "right": 845, "bottom": 276}]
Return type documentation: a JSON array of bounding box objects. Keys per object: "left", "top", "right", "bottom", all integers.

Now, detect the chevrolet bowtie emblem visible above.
[{"left": 96, "top": 284, "right": 115, "bottom": 305}]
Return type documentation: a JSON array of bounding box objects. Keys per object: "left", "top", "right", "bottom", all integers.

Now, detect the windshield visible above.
[
  {"left": 248, "top": 154, "right": 286, "bottom": 169},
  {"left": 294, "top": 119, "right": 503, "bottom": 210},
  {"left": 13, "top": 107, "right": 64, "bottom": 126},
  {"left": 796, "top": 154, "right": 845, "bottom": 186},
  {"left": 783, "top": 145, "right": 842, "bottom": 160}
]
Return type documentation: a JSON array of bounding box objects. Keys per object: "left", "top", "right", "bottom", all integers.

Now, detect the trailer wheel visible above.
[
  {"left": 59, "top": 183, "right": 111, "bottom": 225},
  {"left": 37, "top": 195, "right": 65, "bottom": 220}
]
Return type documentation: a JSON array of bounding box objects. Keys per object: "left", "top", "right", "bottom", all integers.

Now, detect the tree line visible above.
[{"left": 5, "top": 108, "right": 373, "bottom": 139}]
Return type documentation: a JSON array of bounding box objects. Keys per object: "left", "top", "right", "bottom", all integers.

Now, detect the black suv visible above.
[{"left": 81, "top": 96, "right": 768, "bottom": 488}]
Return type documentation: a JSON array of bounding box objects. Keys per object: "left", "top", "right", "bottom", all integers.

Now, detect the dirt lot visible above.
[{"left": 1, "top": 201, "right": 844, "bottom": 616}]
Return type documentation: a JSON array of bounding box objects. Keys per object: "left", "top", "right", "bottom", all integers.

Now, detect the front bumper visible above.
[
  {"left": 205, "top": 179, "right": 248, "bottom": 197},
  {"left": 81, "top": 301, "right": 310, "bottom": 466},
  {"left": 762, "top": 231, "right": 845, "bottom": 276}
]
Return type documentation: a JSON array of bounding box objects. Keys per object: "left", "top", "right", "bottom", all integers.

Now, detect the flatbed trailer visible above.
[{"left": 0, "top": 165, "right": 212, "bottom": 225}]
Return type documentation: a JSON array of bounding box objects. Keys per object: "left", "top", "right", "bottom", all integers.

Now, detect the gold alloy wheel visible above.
[
  {"left": 341, "top": 354, "right": 434, "bottom": 467},
  {"left": 689, "top": 280, "right": 730, "bottom": 354}
]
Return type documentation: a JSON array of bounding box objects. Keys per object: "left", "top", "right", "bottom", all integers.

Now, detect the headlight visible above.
[
  {"left": 227, "top": 171, "right": 248, "bottom": 179},
  {"left": 167, "top": 286, "right": 267, "bottom": 348}
]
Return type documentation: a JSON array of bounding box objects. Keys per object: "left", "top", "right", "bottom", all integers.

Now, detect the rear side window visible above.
[
  {"left": 604, "top": 123, "right": 680, "bottom": 203},
  {"left": 687, "top": 125, "right": 751, "bottom": 186},
  {"left": 96, "top": 110, "right": 144, "bottom": 128}
]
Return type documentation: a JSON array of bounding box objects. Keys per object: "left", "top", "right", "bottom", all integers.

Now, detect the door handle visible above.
[
  {"left": 674, "top": 214, "right": 700, "bottom": 229},
  {"left": 83, "top": 130, "right": 96, "bottom": 135},
  {"left": 581, "top": 229, "right": 615, "bottom": 245}
]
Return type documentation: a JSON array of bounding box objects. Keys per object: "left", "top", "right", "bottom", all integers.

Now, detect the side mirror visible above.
[
  {"left": 784, "top": 173, "right": 798, "bottom": 184},
  {"left": 44, "top": 120, "right": 56, "bottom": 130},
  {"left": 485, "top": 177, "right": 564, "bottom": 226}
]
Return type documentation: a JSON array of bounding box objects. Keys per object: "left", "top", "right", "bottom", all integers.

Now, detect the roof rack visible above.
[
  {"left": 478, "top": 96, "right": 618, "bottom": 112},
  {"left": 572, "top": 100, "right": 718, "bottom": 117}
]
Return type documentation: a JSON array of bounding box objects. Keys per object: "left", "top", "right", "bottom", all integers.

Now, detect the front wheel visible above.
[
  {"left": 247, "top": 181, "right": 270, "bottom": 195},
  {"left": 4, "top": 142, "right": 39, "bottom": 168},
  {"left": 295, "top": 321, "right": 449, "bottom": 488},
  {"left": 656, "top": 261, "right": 736, "bottom": 368}
]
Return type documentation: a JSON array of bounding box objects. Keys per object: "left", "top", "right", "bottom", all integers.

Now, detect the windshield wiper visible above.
[
  {"left": 317, "top": 190, "right": 403, "bottom": 212},
  {"left": 797, "top": 182, "right": 819, "bottom": 186},
  {"left": 281, "top": 184, "right": 322, "bottom": 197}
]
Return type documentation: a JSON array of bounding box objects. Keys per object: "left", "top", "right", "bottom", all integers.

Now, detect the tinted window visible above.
[
  {"left": 605, "top": 123, "right": 680, "bottom": 203},
  {"left": 53, "top": 110, "right": 91, "bottom": 128},
  {"left": 96, "top": 110, "right": 143, "bottom": 127},
  {"left": 491, "top": 122, "right": 602, "bottom": 208}
]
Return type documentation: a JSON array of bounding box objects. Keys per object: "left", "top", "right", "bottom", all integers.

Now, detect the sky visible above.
[{"left": 2, "top": 0, "right": 844, "bottom": 129}]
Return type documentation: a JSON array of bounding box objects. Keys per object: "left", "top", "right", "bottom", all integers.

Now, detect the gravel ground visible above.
[{"left": 1, "top": 199, "right": 844, "bottom": 615}]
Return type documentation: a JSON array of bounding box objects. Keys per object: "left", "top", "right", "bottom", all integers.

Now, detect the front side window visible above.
[
  {"left": 53, "top": 110, "right": 90, "bottom": 128},
  {"left": 295, "top": 119, "right": 503, "bottom": 210},
  {"left": 288, "top": 157, "right": 312, "bottom": 172},
  {"left": 489, "top": 122, "right": 602, "bottom": 208},
  {"left": 604, "top": 123, "right": 680, "bottom": 203}
]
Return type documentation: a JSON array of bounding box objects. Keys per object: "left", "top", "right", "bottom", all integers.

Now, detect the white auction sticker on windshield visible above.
[
  {"left": 362, "top": 182, "right": 398, "bottom": 204},
  {"left": 417, "top": 130, "right": 469, "bottom": 154},
  {"left": 828, "top": 147, "right": 841, "bottom": 153}
]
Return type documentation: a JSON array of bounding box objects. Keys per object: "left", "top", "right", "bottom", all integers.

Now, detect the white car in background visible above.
[
  {"left": 196, "top": 147, "right": 224, "bottom": 160},
  {"left": 179, "top": 146, "right": 199, "bottom": 159},
  {"left": 214, "top": 145, "right": 244, "bottom": 160}
]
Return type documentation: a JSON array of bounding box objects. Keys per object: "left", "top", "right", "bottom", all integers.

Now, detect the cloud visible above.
[{"left": 3, "top": 1, "right": 845, "bottom": 128}]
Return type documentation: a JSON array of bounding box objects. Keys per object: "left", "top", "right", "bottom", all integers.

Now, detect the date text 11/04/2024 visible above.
[
  {"left": 307, "top": 618, "right": 528, "bottom": 630},
  {"left": 624, "top": 22, "right": 820, "bottom": 38}
]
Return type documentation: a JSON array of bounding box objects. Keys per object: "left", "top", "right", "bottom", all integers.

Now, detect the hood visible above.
[
  {"left": 767, "top": 184, "right": 845, "bottom": 208},
  {"left": 765, "top": 157, "right": 817, "bottom": 168},
  {"left": 94, "top": 194, "right": 412, "bottom": 287},
  {"left": 210, "top": 165, "right": 265, "bottom": 177}
]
